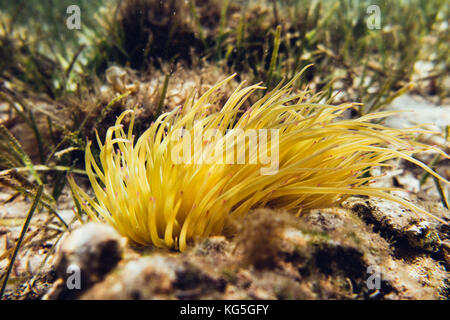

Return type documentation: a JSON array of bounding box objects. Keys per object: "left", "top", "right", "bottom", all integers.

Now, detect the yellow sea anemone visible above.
[{"left": 68, "top": 70, "right": 449, "bottom": 251}]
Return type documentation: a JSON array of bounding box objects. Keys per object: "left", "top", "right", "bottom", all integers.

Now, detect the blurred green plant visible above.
[
  {"left": 0, "top": 0, "right": 104, "bottom": 98},
  {"left": 212, "top": 0, "right": 449, "bottom": 110},
  {"left": 2, "top": 0, "right": 448, "bottom": 105},
  {"left": 0, "top": 0, "right": 448, "bottom": 297}
]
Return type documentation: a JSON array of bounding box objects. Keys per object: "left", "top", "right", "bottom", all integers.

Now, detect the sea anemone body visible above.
[{"left": 69, "top": 72, "right": 449, "bottom": 251}]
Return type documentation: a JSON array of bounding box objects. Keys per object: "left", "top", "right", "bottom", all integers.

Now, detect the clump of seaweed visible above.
[
  {"left": 69, "top": 70, "right": 449, "bottom": 251},
  {"left": 234, "top": 208, "right": 301, "bottom": 270},
  {"left": 96, "top": 0, "right": 234, "bottom": 71}
]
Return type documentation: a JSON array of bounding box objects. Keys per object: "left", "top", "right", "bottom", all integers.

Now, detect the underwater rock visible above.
[
  {"left": 48, "top": 222, "right": 126, "bottom": 299},
  {"left": 346, "top": 197, "right": 443, "bottom": 253},
  {"left": 81, "top": 254, "right": 226, "bottom": 300}
]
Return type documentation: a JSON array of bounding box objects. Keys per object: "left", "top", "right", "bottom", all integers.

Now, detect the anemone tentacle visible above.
[{"left": 69, "top": 71, "right": 449, "bottom": 251}]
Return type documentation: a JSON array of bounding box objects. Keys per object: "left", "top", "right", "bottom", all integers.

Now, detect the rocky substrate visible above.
[
  {"left": 1, "top": 180, "right": 448, "bottom": 300},
  {"left": 1, "top": 93, "right": 449, "bottom": 299}
]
